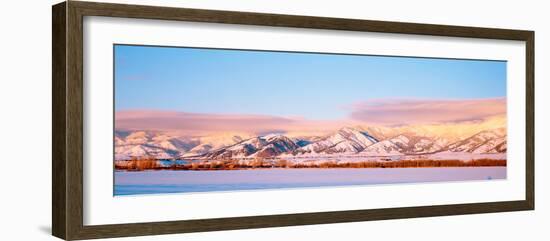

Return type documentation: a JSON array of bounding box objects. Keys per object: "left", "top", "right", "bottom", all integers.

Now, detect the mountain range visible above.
[{"left": 114, "top": 125, "right": 507, "bottom": 161}]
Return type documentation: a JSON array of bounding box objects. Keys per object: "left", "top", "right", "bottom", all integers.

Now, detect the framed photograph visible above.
[{"left": 52, "top": 1, "right": 534, "bottom": 240}]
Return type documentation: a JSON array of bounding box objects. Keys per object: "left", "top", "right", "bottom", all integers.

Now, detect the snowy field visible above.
[{"left": 114, "top": 167, "right": 506, "bottom": 196}]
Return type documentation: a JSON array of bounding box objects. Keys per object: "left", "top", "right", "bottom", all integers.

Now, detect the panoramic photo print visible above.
[{"left": 113, "top": 45, "right": 507, "bottom": 196}]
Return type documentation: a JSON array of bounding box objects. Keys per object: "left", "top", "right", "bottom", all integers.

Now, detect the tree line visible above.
[{"left": 115, "top": 157, "right": 506, "bottom": 171}]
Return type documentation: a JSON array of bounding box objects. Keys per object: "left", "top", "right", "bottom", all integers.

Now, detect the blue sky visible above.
[{"left": 114, "top": 45, "right": 506, "bottom": 120}]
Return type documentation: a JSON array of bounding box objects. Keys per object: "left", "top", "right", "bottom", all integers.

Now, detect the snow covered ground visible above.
[{"left": 114, "top": 167, "right": 506, "bottom": 195}]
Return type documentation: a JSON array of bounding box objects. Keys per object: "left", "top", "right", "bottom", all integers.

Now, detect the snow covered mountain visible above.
[
  {"left": 182, "top": 133, "right": 248, "bottom": 157},
  {"left": 386, "top": 134, "right": 451, "bottom": 154},
  {"left": 446, "top": 128, "right": 507, "bottom": 154},
  {"left": 294, "top": 127, "right": 378, "bottom": 155},
  {"left": 361, "top": 139, "right": 402, "bottom": 156},
  {"left": 114, "top": 131, "right": 199, "bottom": 160},
  {"left": 114, "top": 126, "right": 507, "bottom": 160},
  {"left": 202, "top": 134, "right": 300, "bottom": 159}
]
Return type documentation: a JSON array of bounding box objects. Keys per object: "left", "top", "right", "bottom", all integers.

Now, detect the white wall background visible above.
[{"left": 0, "top": 0, "right": 547, "bottom": 240}]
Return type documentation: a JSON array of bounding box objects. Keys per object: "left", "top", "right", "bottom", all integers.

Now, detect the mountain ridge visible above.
[{"left": 114, "top": 126, "right": 507, "bottom": 160}]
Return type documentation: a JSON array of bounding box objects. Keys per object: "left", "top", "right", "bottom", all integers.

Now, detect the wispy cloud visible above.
[
  {"left": 115, "top": 110, "right": 348, "bottom": 136},
  {"left": 349, "top": 97, "right": 506, "bottom": 125},
  {"left": 116, "top": 97, "right": 506, "bottom": 136}
]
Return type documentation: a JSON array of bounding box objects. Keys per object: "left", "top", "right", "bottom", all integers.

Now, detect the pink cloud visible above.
[
  {"left": 349, "top": 97, "right": 506, "bottom": 125},
  {"left": 116, "top": 98, "right": 506, "bottom": 136},
  {"left": 116, "top": 110, "right": 296, "bottom": 134},
  {"left": 115, "top": 110, "right": 355, "bottom": 137}
]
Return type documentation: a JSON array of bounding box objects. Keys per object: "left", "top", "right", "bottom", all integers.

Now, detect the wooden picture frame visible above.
[{"left": 52, "top": 1, "right": 534, "bottom": 240}]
